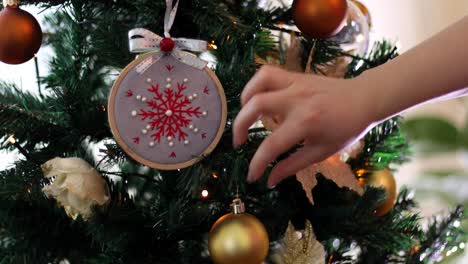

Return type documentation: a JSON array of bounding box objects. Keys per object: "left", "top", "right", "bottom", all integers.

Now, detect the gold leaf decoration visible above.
[
  {"left": 296, "top": 165, "right": 318, "bottom": 204},
  {"left": 272, "top": 221, "right": 325, "bottom": 264},
  {"left": 297, "top": 154, "right": 364, "bottom": 204}
]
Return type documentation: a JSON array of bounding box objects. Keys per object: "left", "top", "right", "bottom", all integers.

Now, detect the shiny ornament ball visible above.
[
  {"left": 293, "top": 0, "right": 348, "bottom": 38},
  {"left": 208, "top": 213, "right": 269, "bottom": 264},
  {"left": 328, "top": 0, "right": 370, "bottom": 57},
  {"left": 0, "top": 4, "right": 42, "bottom": 64},
  {"left": 351, "top": 0, "right": 372, "bottom": 28},
  {"left": 359, "top": 169, "right": 397, "bottom": 216}
]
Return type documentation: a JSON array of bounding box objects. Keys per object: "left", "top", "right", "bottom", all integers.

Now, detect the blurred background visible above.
[{"left": 0, "top": 0, "right": 467, "bottom": 262}]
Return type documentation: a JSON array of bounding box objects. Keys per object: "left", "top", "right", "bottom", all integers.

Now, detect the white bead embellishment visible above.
[
  {"left": 193, "top": 128, "right": 199, "bottom": 133},
  {"left": 146, "top": 78, "right": 152, "bottom": 83},
  {"left": 165, "top": 110, "right": 173, "bottom": 117},
  {"left": 169, "top": 142, "right": 175, "bottom": 147},
  {"left": 131, "top": 110, "right": 137, "bottom": 117},
  {"left": 166, "top": 77, "right": 172, "bottom": 82},
  {"left": 149, "top": 142, "right": 155, "bottom": 147},
  {"left": 142, "top": 129, "right": 148, "bottom": 134},
  {"left": 146, "top": 125, "right": 151, "bottom": 129},
  {"left": 193, "top": 93, "right": 198, "bottom": 98},
  {"left": 167, "top": 136, "right": 173, "bottom": 141},
  {"left": 166, "top": 83, "right": 172, "bottom": 88},
  {"left": 202, "top": 111, "right": 207, "bottom": 117},
  {"left": 183, "top": 78, "right": 189, "bottom": 83},
  {"left": 136, "top": 95, "right": 142, "bottom": 100},
  {"left": 184, "top": 140, "right": 189, "bottom": 145},
  {"left": 142, "top": 97, "right": 147, "bottom": 102},
  {"left": 189, "top": 124, "right": 194, "bottom": 130}
]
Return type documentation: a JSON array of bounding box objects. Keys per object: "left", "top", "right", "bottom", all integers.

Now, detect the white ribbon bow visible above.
[{"left": 128, "top": 0, "right": 209, "bottom": 72}]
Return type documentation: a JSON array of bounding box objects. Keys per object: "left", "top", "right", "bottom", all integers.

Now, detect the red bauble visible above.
[
  {"left": 293, "top": 0, "right": 348, "bottom": 38},
  {"left": 0, "top": 3, "right": 42, "bottom": 64},
  {"left": 160, "top": 38, "right": 175, "bottom": 53}
]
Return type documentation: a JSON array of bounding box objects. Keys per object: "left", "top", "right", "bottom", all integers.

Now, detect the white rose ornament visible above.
[{"left": 41, "top": 157, "right": 110, "bottom": 220}]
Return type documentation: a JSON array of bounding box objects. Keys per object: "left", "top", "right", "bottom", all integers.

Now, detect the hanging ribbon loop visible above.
[
  {"left": 127, "top": 0, "right": 209, "bottom": 71},
  {"left": 164, "top": 0, "right": 179, "bottom": 38}
]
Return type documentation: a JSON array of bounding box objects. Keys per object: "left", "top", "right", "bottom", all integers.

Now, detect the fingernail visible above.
[
  {"left": 232, "top": 138, "right": 239, "bottom": 149},
  {"left": 246, "top": 171, "right": 254, "bottom": 183},
  {"left": 267, "top": 177, "right": 278, "bottom": 189},
  {"left": 267, "top": 180, "right": 276, "bottom": 189}
]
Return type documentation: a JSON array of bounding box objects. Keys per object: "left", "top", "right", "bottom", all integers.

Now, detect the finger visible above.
[
  {"left": 247, "top": 119, "right": 307, "bottom": 183},
  {"left": 241, "top": 65, "right": 295, "bottom": 106},
  {"left": 267, "top": 144, "right": 329, "bottom": 188},
  {"left": 233, "top": 90, "right": 288, "bottom": 147}
]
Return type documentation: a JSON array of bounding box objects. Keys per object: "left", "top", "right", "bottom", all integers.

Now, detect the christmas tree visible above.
[{"left": 0, "top": 0, "right": 465, "bottom": 263}]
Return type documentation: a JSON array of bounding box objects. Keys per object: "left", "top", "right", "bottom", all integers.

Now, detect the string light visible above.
[
  {"left": 212, "top": 172, "right": 219, "bottom": 179},
  {"left": 355, "top": 169, "right": 367, "bottom": 177},
  {"left": 208, "top": 40, "right": 218, "bottom": 50},
  {"left": 201, "top": 189, "right": 209, "bottom": 198},
  {"left": 8, "top": 134, "right": 16, "bottom": 144},
  {"left": 7, "top": 134, "right": 34, "bottom": 162}
]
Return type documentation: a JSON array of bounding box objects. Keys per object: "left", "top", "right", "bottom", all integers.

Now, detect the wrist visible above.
[
  {"left": 353, "top": 66, "right": 406, "bottom": 123},
  {"left": 351, "top": 71, "right": 386, "bottom": 125}
]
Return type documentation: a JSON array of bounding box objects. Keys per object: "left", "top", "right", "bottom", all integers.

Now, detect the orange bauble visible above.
[
  {"left": 293, "top": 0, "right": 348, "bottom": 38},
  {"left": 0, "top": 1, "right": 42, "bottom": 64}
]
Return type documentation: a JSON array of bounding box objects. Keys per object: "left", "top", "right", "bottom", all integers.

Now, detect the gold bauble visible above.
[
  {"left": 293, "top": 0, "right": 348, "bottom": 38},
  {"left": 208, "top": 212, "right": 269, "bottom": 264},
  {"left": 0, "top": 1, "right": 42, "bottom": 64},
  {"left": 359, "top": 169, "right": 397, "bottom": 216}
]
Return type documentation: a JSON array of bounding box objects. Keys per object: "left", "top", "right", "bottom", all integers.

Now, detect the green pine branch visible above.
[
  {"left": 348, "top": 117, "right": 411, "bottom": 172},
  {"left": 407, "top": 206, "right": 466, "bottom": 264}
]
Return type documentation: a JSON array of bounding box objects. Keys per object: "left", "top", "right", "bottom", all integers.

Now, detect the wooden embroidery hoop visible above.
[{"left": 108, "top": 51, "right": 227, "bottom": 170}]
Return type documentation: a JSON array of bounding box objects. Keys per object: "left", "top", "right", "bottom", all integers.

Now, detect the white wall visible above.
[{"left": 364, "top": 0, "right": 468, "bottom": 51}]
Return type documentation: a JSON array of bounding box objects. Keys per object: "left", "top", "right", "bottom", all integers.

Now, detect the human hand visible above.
[{"left": 233, "top": 66, "right": 377, "bottom": 187}]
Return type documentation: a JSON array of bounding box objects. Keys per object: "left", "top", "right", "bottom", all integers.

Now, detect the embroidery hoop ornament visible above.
[{"left": 108, "top": 0, "right": 227, "bottom": 170}]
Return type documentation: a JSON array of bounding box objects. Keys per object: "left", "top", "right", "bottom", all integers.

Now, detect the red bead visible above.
[{"left": 160, "top": 38, "right": 175, "bottom": 53}]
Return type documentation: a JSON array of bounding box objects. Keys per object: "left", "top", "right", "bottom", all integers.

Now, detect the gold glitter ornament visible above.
[{"left": 208, "top": 198, "right": 269, "bottom": 264}]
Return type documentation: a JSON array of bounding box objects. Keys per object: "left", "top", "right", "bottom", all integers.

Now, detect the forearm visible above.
[{"left": 358, "top": 15, "right": 468, "bottom": 122}]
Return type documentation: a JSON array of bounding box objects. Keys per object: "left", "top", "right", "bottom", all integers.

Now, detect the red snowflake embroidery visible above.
[
  {"left": 201, "top": 133, "right": 207, "bottom": 139},
  {"left": 138, "top": 83, "right": 202, "bottom": 143},
  {"left": 133, "top": 137, "right": 140, "bottom": 144},
  {"left": 166, "top": 65, "right": 174, "bottom": 72},
  {"left": 126, "top": 90, "right": 134, "bottom": 97},
  {"left": 170, "top": 152, "right": 177, "bottom": 158},
  {"left": 203, "top": 86, "right": 209, "bottom": 95}
]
